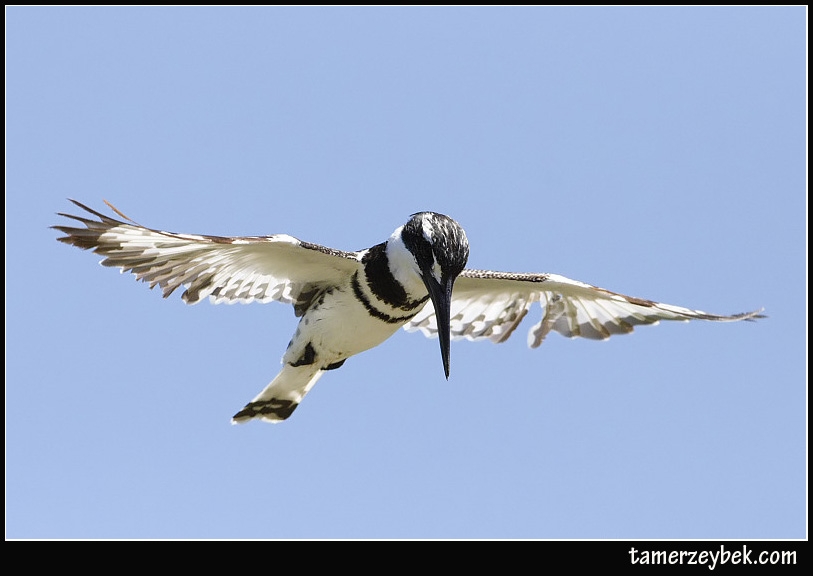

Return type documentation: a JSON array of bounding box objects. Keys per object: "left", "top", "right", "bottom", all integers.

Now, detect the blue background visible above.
[{"left": 6, "top": 7, "right": 805, "bottom": 538}]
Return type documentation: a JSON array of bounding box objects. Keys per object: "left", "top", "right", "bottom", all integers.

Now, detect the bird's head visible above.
[{"left": 396, "top": 212, "right": 469, "bottom": 379}]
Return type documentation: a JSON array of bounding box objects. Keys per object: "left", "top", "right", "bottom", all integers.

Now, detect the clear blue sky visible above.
[{"left": 6, "top": 7, "right": 805, "bottom": 539}]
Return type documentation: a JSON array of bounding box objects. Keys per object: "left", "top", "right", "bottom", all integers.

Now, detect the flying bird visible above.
[{"left": 54, "top": 200, "right": 764, "bottom": 424}]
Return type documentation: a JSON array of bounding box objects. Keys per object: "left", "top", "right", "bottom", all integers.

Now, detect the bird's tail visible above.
[{"left": 231, "top": 365, "right": 324, "bottom": 424}]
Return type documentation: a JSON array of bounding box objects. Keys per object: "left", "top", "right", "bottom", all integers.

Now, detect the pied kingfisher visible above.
[{"left": 54, "top": 200, "right": 764, "bottom": 424}]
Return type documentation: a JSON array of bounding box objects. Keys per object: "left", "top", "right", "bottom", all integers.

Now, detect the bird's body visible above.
[
  {"left": 236, "top": 234, "right": 441, "bottom": 422},
  {"left": 54, "top": 200, "right": 764, "bottom": 423}
]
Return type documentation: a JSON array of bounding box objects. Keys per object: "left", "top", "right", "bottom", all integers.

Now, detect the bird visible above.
[{"left": 53, "top": 200, "right": 764, "bottom": 424}]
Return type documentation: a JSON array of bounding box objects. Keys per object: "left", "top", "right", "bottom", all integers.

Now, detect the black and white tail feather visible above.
[{"left": 53, "top": 200, "right": 764, "bottom": 424}]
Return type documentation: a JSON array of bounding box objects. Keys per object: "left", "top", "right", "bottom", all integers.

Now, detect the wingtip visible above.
[
  {"left": 744, "top": 308, "right": 767, "bottom": 321},
  {"left": 103, "top": 199, "right": 136, "bottom": 222}
]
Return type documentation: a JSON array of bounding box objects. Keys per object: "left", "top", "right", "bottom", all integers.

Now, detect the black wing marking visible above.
[
  {"left": 53, "top": 200, "right": 361, "bottom": 307},
  {"left": 406, "top": 269, "right": 764, "bottom": 347}
]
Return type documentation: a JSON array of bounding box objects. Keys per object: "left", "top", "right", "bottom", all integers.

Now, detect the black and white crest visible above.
[{"left": 400, "top": 212, "right": 470, "bottom": 283}]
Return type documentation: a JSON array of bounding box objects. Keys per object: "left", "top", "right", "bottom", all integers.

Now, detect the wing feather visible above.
[
  {"left": 53, "top": 200, "right": 361, "bottom": 306},
  {"left": 405, "top": 269, "right": 764, "bottom": 347}
]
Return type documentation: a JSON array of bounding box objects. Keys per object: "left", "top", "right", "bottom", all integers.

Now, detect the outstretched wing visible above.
[
  {"left": 53, "top": 200, "right": 362, "bottom": 307},
  {"left": 405, "top": 269, "right": 764, "bottom": 347}
]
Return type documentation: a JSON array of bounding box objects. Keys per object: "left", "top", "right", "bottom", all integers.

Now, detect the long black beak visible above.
[{"left": 422, "top": 275, "right": 455, "bottom": 379}]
